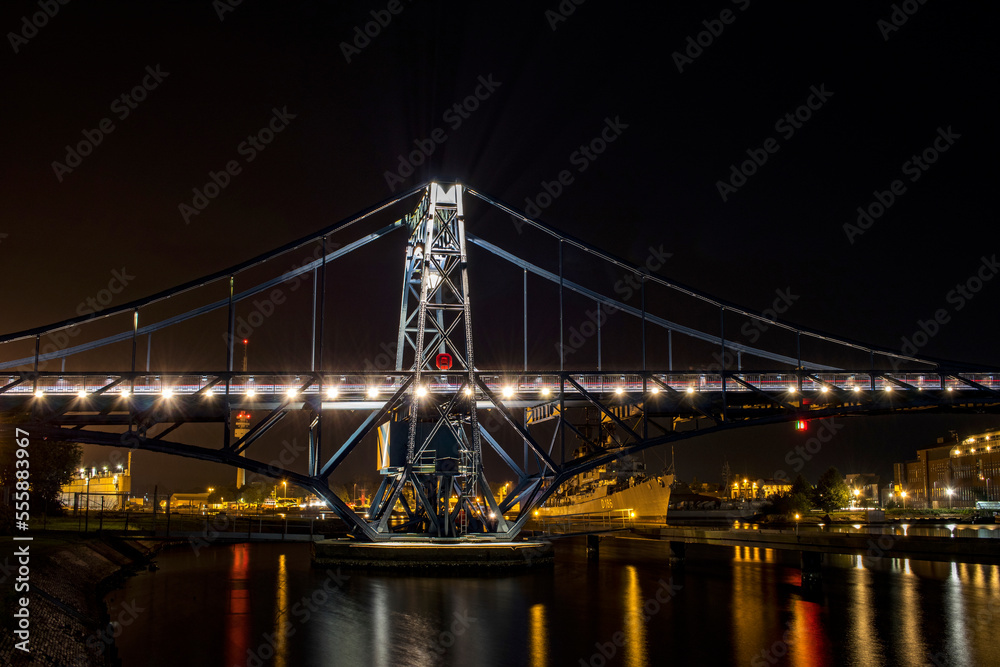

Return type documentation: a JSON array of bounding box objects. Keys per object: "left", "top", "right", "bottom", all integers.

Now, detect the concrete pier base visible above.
[
  {"left": 668, "top": 541, "right": 686, "bottom": 562},
  {"left": 312, "top": 539, "right": 554, "bottom": 569}
]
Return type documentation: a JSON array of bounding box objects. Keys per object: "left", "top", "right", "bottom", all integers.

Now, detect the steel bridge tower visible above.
[{"left": 365, "top": 183, "right": 507, "bottom": 538}]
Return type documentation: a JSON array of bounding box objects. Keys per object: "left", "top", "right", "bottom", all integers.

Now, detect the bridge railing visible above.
[{"left": 6, "top": 370, "right": 998, "bottom": 400}]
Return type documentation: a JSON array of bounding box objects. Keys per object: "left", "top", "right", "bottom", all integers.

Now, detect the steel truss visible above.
[
  {"left": 3, "top": 181, "right": 1000, "bottom": 542},
  {"left": 8, "top": 366, "right": 1000, "bottom": 541}
]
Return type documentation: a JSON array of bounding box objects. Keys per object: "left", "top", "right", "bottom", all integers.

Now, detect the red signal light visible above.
[{"left": 795, "top": 420, "right": 807, "bottom": 431}]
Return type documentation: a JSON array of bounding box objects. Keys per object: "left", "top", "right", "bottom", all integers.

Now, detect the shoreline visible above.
[{"left": 1, "top": 533, "right": 169, "bottom": 667}]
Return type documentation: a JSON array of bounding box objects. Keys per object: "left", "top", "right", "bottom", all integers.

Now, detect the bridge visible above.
[{"left": 3, "top": 182, "right": 998, "bottom": 543}]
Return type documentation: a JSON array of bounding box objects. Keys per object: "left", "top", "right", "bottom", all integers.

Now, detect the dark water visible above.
[{"left": 107, "top": 537, "right": 1000, "bottom": 666}]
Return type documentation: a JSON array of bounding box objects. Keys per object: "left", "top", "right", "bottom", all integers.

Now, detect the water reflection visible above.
[
  {"left": 112, "top": 542, "right": 1000, "bottom": 667},
  {"left": 274, "top": 553, "right": 287, "bottom": 667},
  {"left": 895, "top": 562, "right": 927, "bottom": 664},
  {"left": 225, "top": 543, "right": 252, "bottom": 667},
  {"left": 529, "top": 603, "right": 547, "bottom": 667},
  {"left": 790, "top": 596, "right": 831, "bottom": 667},
  {"left": 731, "top": 545, "right": 769, "bottom": 663},
  {"left": 944, "top": 563, "right": 971, "bottom": 667},
  {"left": 371, "top": 581, "right": 389, "bottom": 667},
  {"left": 846, "top": 565, "right": 882, "bottom": 665},
  {"left": 623, "top": 565, "right": 647, "bottom": 667}
]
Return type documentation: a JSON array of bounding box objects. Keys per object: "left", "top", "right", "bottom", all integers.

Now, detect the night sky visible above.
[{"left": 1, "top": 2, "right": 997, "bottom": 495}]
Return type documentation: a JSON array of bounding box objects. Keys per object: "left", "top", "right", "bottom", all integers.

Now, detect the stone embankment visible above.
[{"left": 1, "top": 535, "right": 166, "bottom": 666}]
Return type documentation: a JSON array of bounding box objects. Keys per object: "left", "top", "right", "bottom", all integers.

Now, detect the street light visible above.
[
  {"left": 282, "top": 480, "right": 287, "bottom": 499},
  {"left": 901, "top": 490, "right": 907, "bottom": 509},
  {"left": 946, "top": 488, "right": 953, "bottom": 509}
]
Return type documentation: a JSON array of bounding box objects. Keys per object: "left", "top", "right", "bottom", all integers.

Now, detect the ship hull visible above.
[{"left": 537, "top": 475, "right": 673, "bottom": 521}]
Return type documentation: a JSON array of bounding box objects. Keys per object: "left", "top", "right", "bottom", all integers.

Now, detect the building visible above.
[
  {"left": 169, "top": 492, "right": 211, "bottom": 511},
  {"left": 845, "top": 473, "right": 880, "bottom": 506},
  {"left": 60, "top": 462, "right": 132, "bottom": 510},
  {"left": 730, "top": 477, "right": 793, "bottom": 500},
  {"left": 892, "top": 429, "right": 1000, "bottom": 508}
]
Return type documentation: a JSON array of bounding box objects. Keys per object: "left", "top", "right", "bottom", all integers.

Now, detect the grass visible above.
[{"left": 25, "top": 511, "right": 339, "bottom": 536}]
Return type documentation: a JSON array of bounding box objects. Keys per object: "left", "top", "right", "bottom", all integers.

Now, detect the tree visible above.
[
  {"left": 813, "top": 467, "right": 851, "bottom": 512},
  {"left": 791, "top": 473, "right": 813, "bottom": 497},
  {"left": 764, "top": 492, "right": 812, "bottom": 516},
  {"left": 1, "top": 417, "right": 81, "bottom": 517},
  {"left": 208, "top": 484, "right": 240, "bottom": 504}
]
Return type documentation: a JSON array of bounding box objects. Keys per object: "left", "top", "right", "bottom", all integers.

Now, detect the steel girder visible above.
[
  {"left": 5, "top": 180, "right": 1000, "bottom": 543},
  {"left": 8, "top": 367, "right": 1000, "bottom": 541}
]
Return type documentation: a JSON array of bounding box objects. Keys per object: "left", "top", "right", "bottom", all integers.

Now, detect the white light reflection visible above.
[
  {"left": 372, "top": 582, "right": 389, "bottom": 667},
  {"left": 847, "top": 564, "right": 883, "bottom": 665},
  {"left": 895, "top": 561, "right": 927, "bottom": 663},
  {"left": 943, "top": 562, "right": 971, "bottom": 665}
]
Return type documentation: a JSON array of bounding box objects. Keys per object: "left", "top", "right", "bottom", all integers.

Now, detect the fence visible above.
[{"left": 24, "top": 493, "right": 347, "bottom": 540}]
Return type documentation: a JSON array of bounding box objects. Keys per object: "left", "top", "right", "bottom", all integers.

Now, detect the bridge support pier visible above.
[
  {"left": 668, "top": 541, "right": 686, "bottom": 562},
  {"left": 800, "top": 550, "right": 822, "bottom": 589},
  {"left": 587, "top": 534, "right": 600, "bottom": 560}
]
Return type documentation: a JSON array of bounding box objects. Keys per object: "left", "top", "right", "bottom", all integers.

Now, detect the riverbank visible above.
[
  {"left": 756, "top": 508, "right": 979, "bottom": 526},
  {"left": 0, "top": 533, "right": 167, "bottom": 666}
]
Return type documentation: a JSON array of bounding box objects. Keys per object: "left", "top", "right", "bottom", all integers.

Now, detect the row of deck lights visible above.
[
  {"left": 787, "top": 385, "right": 955, "bottom": 393},
  {"left": 29, "top": 382, "right": 961, "bottom": 399}
]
